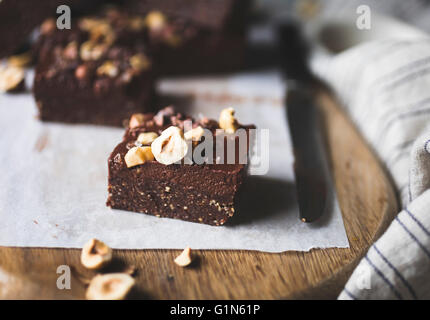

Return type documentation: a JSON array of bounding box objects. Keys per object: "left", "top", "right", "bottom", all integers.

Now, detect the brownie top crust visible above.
[
  {"left": 123, "top": 0, "right": 251, "bottom": 32},
  {"left": 109, "top": 106, "right": 255, "bottom": 174},
  {"left": 34, "top": 7, "right": 153, "bottom": 92}
]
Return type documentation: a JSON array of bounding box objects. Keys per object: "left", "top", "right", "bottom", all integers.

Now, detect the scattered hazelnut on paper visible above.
[
  {"left": 80, "top": 238, "right": 112, "bottom": 270},
  {"left": 151, "top": 126, "right": 188, "bottom": 165},
  {"left": 219, "top": 108, "right": 239, "bottom": 134},
  {"left": 137, "top": 132, "right": 159, "bottom": 145},
  {"left": 145, "top": 11, "right": 166, "bottom": 31},
  {"left": 0, "top": 65, "right": 25, "bottom": 93},
  {"left": 124, "top": 146, "right": 154, "bottom": 168},
  {"left": 97, "top": 60, "right": 118, "bottom": 78},
  {"left": 129, "top": 53, "right": 151, "bottom": 72},
  {"left": 86, "top": 273, "right": 135, "bottom": 300},
  {"left": 184, "top": 126, "right": 204, "bottom": 142},
  {"left": 7, "top": 52, "right": 32, "bottom": 68},
  {"left": 174, "top": 246, "right": 193, "bottom": 267}
]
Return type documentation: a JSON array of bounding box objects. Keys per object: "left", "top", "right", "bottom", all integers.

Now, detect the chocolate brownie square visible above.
[
  {"left": 106, "top": 106, "right": 255, "bottom": 225},
  {"left": 33, "top": 7, "right": 156, "bottom": 126}
]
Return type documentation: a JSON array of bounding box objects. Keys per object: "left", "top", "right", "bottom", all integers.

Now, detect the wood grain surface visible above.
[{"left": 0, "top": 89, "right": 398, "bottom": 300}]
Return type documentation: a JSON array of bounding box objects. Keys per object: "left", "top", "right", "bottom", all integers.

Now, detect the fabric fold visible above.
[{"left": 311, "top": 39, "right": 430, "bottom": 299}]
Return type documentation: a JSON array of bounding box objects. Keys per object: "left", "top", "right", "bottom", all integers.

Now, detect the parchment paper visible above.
[{"left": 0, "top": 70, "right": 349, "bottom": 252}]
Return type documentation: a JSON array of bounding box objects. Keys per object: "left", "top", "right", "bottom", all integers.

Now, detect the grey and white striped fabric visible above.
[{"left": 312, "top": 39, "right": 430, "bottom": 299}]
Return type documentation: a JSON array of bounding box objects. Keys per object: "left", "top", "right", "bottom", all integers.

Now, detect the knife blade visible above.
[
  {"left": 286, "top": 85, "right": 330, "bottom": 222},
  {"left": 278, "top": 23, "right": 332, "bottom": 222}
]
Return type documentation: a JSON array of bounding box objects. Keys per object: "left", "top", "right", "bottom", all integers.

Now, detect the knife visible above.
[{"left": 279, "top": 23, "right": 332, "bottom": 222}]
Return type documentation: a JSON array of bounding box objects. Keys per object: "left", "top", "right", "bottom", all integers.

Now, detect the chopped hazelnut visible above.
[
  {"left": 174, "top": 246, "right": 193, "bottom": 267},
  {"left": 7, "top": 52, "right": 32, "bottom": 68},
  {"left": 184, "top": 126, "right": 204, "bottom": 141},
  {"left": 63, "top": 41, "right": 78, "bottom": 60},
  {"left": 79, "top": 17, "right": 103, "bottom": 31},
  {"left": 80, "top": 41, "right": 106, "bottom": 61},
  {"left": 90, "top": 22, "right": 115, "bottom": 44},
  {"left": 137, "top": 132, "right": 159, "bottom": 145},
  {"left": 40, "top": 18, "right": 56, "bottom": 34},
  {"left": 219, "top": 108, "right": 239, "bottom": 134},
  {"left": 97, "top": 60, "right": 118, "bottom": 78},
  {"left": 151, "top": 126, "right": 188, "bottom": 165},
  {"left": 80, "top": 238, "right": 112, "bottom": 270},
  {"left": 0, "top": 65, "right": 25, "bottom": 93},
  {"left": 86, "top": 273, "right": 135, "bottom": 300},
  {"left": 124, "top": 146, "right": 154, "bottom": 168},
  {"left": 129, "top": 113, "right": 145, "bottom": 128},
  {"left": 75, "top": 64, "right": 88, "bottom": 80},
  {"left": 129, "top": 53, "right": 151, "bottom": 72},
  {"left": 145, "top": 11, "right": 166, "bottom": 31},
  {"left": 128, "top": 17, "right": 146, "bottom": 31}
]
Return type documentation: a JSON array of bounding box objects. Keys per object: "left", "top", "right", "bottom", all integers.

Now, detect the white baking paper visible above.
[{"left": 0, "top": 70, "right": 349, "bottom": 252}]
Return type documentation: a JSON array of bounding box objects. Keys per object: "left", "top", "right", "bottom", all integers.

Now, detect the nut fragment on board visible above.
[
  {"left": 80, "top": 238, "right": 112, "bottom": 269},
  {"left": 174, "top": 246, "right": 193, "bottom": 267},
  {"left": 0, "top": 65, "right": 25, "bottom": 93},
  {"left": 125, "top": 146, "right": 154, "bottom": 168},
  {"left": 151, "top": 126, "right": 188, "bottom": 165},
  {"left": 219, "top": 108, "right": 239, "bottom": 133},
  {"left": 86, "top": 273, "right": 135, "bottom": 300}
]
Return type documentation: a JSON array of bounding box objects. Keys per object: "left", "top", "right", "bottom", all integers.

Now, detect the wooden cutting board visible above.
[{"left": 0, "top": 88, "right": 398, "bottom": 299}]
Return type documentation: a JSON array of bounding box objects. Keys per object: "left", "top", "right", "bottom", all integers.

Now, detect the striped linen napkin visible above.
[{"left": 312, "top": 39, "right": 430, "bottom": 299}]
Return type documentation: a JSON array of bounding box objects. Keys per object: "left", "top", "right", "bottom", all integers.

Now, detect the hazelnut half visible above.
[
  {"left": 151, "top": 126, "right": 188, "bottom": 165},
  {"left": 80, "top": 238, "right": 112, "bottom": 270},
  {"left": 86, "top": 273, "right": 135, "bottom": 300},
  {"left": 137, "top": 132, "right": 159, "bottom": 145},
  {"left": 124, "top": 146, "right": 154, "bottom": 168},
  {"left": 174, "top": 246, "right": 193, "bottom": 267},
  {"left": 219, "top": 108, "right": 239, "bottom": 134},
  {"left": 0, "top": 65, "right": 25, "bottom": 93}
]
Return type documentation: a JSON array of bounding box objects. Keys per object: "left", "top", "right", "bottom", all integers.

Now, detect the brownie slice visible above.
[
  {"left": 107, "top": 106, "right": 255, "bottom": 226},
  {"left": 33, "top": 7, "right": 156, "bottom": 126}
]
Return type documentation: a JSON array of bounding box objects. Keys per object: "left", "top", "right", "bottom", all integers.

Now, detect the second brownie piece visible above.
[{"left": 33, "top": 7, "right": 156, "bottom": 126}]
